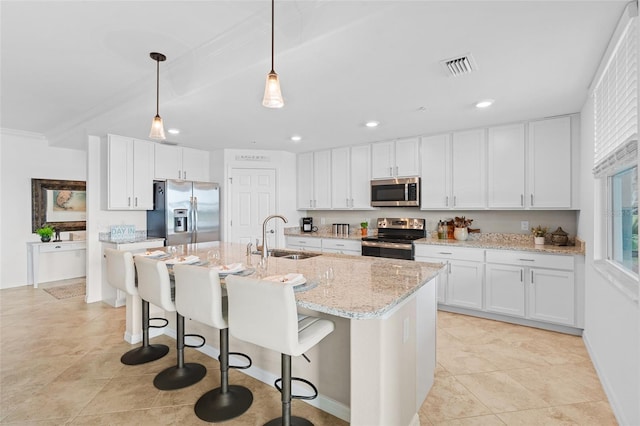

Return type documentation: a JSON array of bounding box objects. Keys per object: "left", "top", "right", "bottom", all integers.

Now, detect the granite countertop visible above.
[
  {"left": 99, "top": 236, "right": 165, "bottom": 244},
  {"left": 165, "top": 241, "right": 443, "bottom": 320},
  {"left": 414, "top": 236, "right": 585, "bottom": 255}
]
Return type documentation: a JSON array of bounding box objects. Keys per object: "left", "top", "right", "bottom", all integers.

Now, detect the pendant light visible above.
[
  {"left": 262, "top": 0, "right": 284, "bottom": 108},
  {"left": 149, "top": 52, "right": 167, "bottom": 140}
]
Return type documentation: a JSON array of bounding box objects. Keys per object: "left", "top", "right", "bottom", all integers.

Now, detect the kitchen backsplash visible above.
[{"left": 298, "top": 208, "right": 579, "bottom": 238}]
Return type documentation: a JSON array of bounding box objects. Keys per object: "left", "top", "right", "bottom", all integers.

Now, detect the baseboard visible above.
[
  {"left": 582, "top": 331, "right": 628, "bottom": 426},
  {"left": 165, "top": 329, "right": 351, "bottom": 423},
  {"left": 408, "top": 412, "right": 420, "bottom": 426}
]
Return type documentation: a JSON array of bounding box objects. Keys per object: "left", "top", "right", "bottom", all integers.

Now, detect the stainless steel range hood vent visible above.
[{"left": 441, "top": 54, "right": 477, "bottom": 76}]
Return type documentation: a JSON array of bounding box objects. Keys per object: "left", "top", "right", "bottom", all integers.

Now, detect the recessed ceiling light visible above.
[
  {"left": 475, "top": 99, "right": 494, "bottom": 109},
  {"left": 291, "top": 135, "right": 302, "bottom": 142},
  {"left": 365, "top": 121, "right": 380, "bottom": 128},
  {"left": 167, "top": 128, "right": 180, "bottom": 135}
]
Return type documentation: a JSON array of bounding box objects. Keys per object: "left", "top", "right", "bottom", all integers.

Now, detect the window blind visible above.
[{"left": 593, "top": 16, "right": 638, "bottom": 177}]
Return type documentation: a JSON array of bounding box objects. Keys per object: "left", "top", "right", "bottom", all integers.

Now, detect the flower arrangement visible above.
[
  {"left": 453, "top": 216, "right": 473, "bottom": 229},
  {"left": 531, "top": 225, "right": 548, "bottom": 237}
]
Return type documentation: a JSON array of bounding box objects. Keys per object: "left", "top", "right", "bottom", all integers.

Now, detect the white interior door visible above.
[{"left": 229, "top": 168, "right": 277, "bottom": 248}]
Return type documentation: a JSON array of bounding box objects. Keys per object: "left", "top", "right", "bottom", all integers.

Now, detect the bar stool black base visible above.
[
  {"left": 265, "top": 416, "right": 313, "bottom": 426},
  {"left": 153, "top": 363, "right": 206, "bottom": 390},
  {"left": 194, "top": 385, "right": 253, "bottom": 422},
  {"left": 120, "top": 344, "right": 169, "bottom": 366}
]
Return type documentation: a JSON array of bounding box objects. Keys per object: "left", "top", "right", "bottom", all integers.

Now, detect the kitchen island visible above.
[{"left": 124, "top": 242, "right": 443, "bottom": 425}]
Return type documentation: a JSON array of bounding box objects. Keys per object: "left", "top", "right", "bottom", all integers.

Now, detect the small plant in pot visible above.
[
  {"left": 360, "top": 221, "right": 368, "bottom": 236},
  {"left": 36, "top": 225, "right": 54, "bottom": 242},
  {"left": 531, "top": 225, "right": 547, "bottom": 245}
]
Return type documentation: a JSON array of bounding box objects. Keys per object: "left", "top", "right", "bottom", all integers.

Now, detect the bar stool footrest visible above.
[
  {"left": 274, "top": 377, "right": 318, "bottom": 400},
  {"left": 185, "top": 333, "right": 205, "bottom": 348},
  {"left": 149, "top": 317, "right": 168, "bottom": 329},
  {"left": 226, "top": 352, "right": 252, "bottom": 370}
]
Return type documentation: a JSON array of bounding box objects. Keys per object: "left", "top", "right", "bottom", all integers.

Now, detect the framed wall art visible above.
[{"left": 31, "top": 179, "right": 86, "bottom": 232}]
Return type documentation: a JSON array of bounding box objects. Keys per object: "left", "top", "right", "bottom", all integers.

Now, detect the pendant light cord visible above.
[
  {"left": 270, "top": 0, "right": 275, "bottom": 73},
  {"left": 156, "top": 58, "right": 160, "bottom": 116}
]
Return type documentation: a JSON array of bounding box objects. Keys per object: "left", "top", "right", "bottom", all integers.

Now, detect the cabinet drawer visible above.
[
  {"left": 414, "top": 245, "right": 484, "bottom": 262},
  {"left": 486, "top": 250, "right": 574, "bottom": 270},
  {"left": 322, "top": 238, "right": 361, "bottom": 252},
  {"left": 285, "top": 236, "right": 322, "bottom": 249},
  {"left": 40, "top": 242, "right": 86, "bottom": 253}
]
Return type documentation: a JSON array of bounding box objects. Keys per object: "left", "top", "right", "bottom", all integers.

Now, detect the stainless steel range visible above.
[{"left": 361, "top": 217, "right": 426, "bottom": 260}]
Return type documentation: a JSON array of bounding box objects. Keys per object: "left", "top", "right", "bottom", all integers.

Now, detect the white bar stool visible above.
[
  {"left": 174, "top": 265, "right": 253, "bottom": 422},
  {"left": 134, "top": 256, "right": 207, "bottom": 390},
  {"left": 105, "top": 248, "right": 169, "bottom": 365},
  {"left": 225, "top": 275, "right": 335, "bottom": 426}
]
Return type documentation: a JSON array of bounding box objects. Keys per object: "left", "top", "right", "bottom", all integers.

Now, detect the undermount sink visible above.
[{"left": 268, "top": 250, "right": 320, "bottom": 260}]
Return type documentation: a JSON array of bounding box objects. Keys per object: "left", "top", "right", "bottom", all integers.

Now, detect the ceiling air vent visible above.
[{"left": 441, "top": 54, "right": 477, "bottom": 77}]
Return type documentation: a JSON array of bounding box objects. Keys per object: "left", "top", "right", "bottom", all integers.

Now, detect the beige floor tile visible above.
[
  {"left": 70, "top": 406, "right": 179, "bottom": 425},
  {"left": 420, "top": 376, "right": 492, "bottom": 422},
  {"left": 432, "top": 414, "right": 506, "bottom": 425},
  {"left": 497, "top": 400, "right": 618, "bottom": 425},
  {"left": 455, "top": 371, "right": 548, "bottom": 413},
  {"left": 78, "top": 375, "right": 161, "bottom": 415}
]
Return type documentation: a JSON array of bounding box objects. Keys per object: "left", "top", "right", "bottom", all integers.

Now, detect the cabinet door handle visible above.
[
  {"left": 446, "top": 196, "right": 449, "bottom": 207},
  {"left": 438, "top": 252, "right": 453, "bottom": 255},
  {"left": 521, "top": 194, "right": 524, "bottom": 206},
  {"left": 178, "top": 170, "right": 181, "bottom": 179},
  {"left": 389, "top": 167, "right": 393, "bottom": 176},
  {"left": 128, "top": 197, "right": 131, "bottom": 207},
  {"left": 336, "top": 244, "right": 344, "bottom": 247},
  {"left": 351, "top": 198, "right": 354, "bottom": 207},
  {"left": 395, "top": 166, "right": 399, "bottom": 176},
  {"left": 519, "top": 258, "right": 535, "bottom": 262},
  {"left": 530, "top": 194, "right": 534, "bottom": 206},
  {"left": 520, "top": 269, "right": 523, "bottom": 282},
  {"left": 184, "top": 171, "right": 187, "bottom": 179},
  {"left": 453, "top": 196, "right": 457, "bottom": 207},
  {"left": 531, "top": 270, "right": 534, "bottom": 283},
  {"left": 134, "top": 197, "right": 138, "bottom": 207}
]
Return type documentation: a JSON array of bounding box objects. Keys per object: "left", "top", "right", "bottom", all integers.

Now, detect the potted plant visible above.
[
  {"left": 531, "top": 225, "right": 547, "bottom": 245},
  {"left": 360, "top": 221, "right": 368, "bottom": 237},
  {"left": 453, "top": 216, "right": 473, "bottom": 241},
  {"left": 36, "top": 225, "right": 54, "bottom": 242}
]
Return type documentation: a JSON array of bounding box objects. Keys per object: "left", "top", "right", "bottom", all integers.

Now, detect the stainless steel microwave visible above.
[{"left": 371, "top": 177, "right": 420, "bottom": 207}]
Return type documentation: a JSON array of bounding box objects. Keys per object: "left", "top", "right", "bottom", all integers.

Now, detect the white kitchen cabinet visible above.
[
  {"left": 485, "top": 263, "right": 525, "bottom": 317},
  {"left": 420, "top": 130, "right": 486, "bottom": 209},
  {"left": 485, "top": 249, "right": 575, "bottom": 327},
  {"left": 297, "top": 150, "right": 331, "bottom": 210},
  {"left": 414, "top": 246, "right": 484, "bottom": 308},
  {"left": 488, "top": 124, "right": 526, "bottom": 208},
  {"left": 107, "top": 134, "right": 154, "bottom": 210},
  {"left": 322, "top": 238, "right": 361, "bottom": 256},
  {"left": 371, "top": 137, "right": 420, "bottom": 179},
  {"left": 285, "top": 236, "right": 322, "bottom": 251},
  {"left": 154, "top": 144, "right": 210, "bottom": 182},
  {"left": 528, "top": 268, "right": 575, "bottom": 326},
  {"left": 420, "top": 134, "right": 450, "bottom": 209},
  {"left": 331, "top": 145, "right": 372, "bottom": 209},
  {"left": 527, "top": 116, "right": 571, "bottom": 208},
  {"left": 451, "top": 129, "right": 486, "bottom": 209}
]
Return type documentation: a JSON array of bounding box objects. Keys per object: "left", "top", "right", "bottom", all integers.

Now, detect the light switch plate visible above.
[{"left": 521, "top": 221, "right": 529, "bottom": 231}]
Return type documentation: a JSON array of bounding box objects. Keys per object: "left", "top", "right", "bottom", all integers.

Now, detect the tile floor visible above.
[{"left": 1, "top": 281, "right": 617, "bottom": 425}]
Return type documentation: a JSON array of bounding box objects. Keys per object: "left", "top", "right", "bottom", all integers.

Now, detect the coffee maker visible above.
[{"left": 301, "top": 217, "right": 313, "bottom": 232}]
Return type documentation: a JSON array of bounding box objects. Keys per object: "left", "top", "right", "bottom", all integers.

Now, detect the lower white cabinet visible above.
[
  {"left": 485, "top": 250, "right": 575, "bottom": 327},
  {"left": 285, "top": 236, "right": 361, "bottom": 256},
  {"left": 414, "top": 246, "right": 484, "bottom": 308}
]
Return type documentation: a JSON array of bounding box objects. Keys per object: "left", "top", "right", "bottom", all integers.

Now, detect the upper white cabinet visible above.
[
  {"left": 107, "top": 134, "right": 154, "bottom": 210},
  {"left": 331, "top": 145, "right": 372, "bottom": 209},
  {"left": 487, "top": 124, "right": 526, "bottom": 208},
  {"left": 297, "top": 150, "right": 331, "bottom": 210},
  {"left": 154, "top": 144, "right": 210, "bottom": 182},
  {"left": 527, "top": 116, "right": 572, "bottom": 208},
  {"left": 421, "top": 130, "right": 486, "bottom": 209},
  {"left": 371, "top": 137, "right": 420, "bottom": 179}
]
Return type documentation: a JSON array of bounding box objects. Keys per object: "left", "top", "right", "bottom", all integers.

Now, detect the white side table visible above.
[{"left": 26, "top": 240, "right": 87, "bottom": 288}]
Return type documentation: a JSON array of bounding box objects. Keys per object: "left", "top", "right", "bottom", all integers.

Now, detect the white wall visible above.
[
  {"left": 578, "top": 96, "right": 640, "bottom": 425},
  {"left": 0, "top": 130, "right": 87, "bottom": 289}
]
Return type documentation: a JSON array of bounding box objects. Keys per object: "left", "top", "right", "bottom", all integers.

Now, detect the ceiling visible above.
[{"left": 0, "top": 1, "right": 628, "bottom": 153}]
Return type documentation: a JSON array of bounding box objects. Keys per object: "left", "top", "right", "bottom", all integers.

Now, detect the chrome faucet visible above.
[{"left": 262, "top": 214, "right": 288, "bottom": 260}]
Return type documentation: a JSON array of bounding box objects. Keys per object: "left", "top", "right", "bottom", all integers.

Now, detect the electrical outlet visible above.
[
  {"left": 320, "top": 217, "right": 326, "bottom": 225},
  {"left": 521, "top": 221, "right": 529, "bottom": 231}
]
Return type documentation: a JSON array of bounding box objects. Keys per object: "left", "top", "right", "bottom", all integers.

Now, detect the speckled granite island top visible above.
[{"left": 169, "top": 242, "right": 444, "bottom": 320}]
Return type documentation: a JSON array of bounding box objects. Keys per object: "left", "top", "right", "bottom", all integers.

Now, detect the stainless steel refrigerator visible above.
[{"left": 147, "top": 180, "right": 220, "bottom": 246}]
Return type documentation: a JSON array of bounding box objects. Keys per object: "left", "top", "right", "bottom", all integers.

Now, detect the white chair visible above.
[
  {"left": 105, "top": 248, "right": 169, "bottom": 365},
  {"left": 225, "top": 275, "right": 334, "bottom": 426},
  {"left": 134, "top": 256, "right": 206, "bottom": 390},
  {"left": 174, "top": 265, "right": 253, "bottom": 422}
]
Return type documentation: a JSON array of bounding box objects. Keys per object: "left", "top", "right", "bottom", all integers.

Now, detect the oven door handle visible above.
[{"left": 361, "top": 240, "right": 413, "bottom": 250}]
